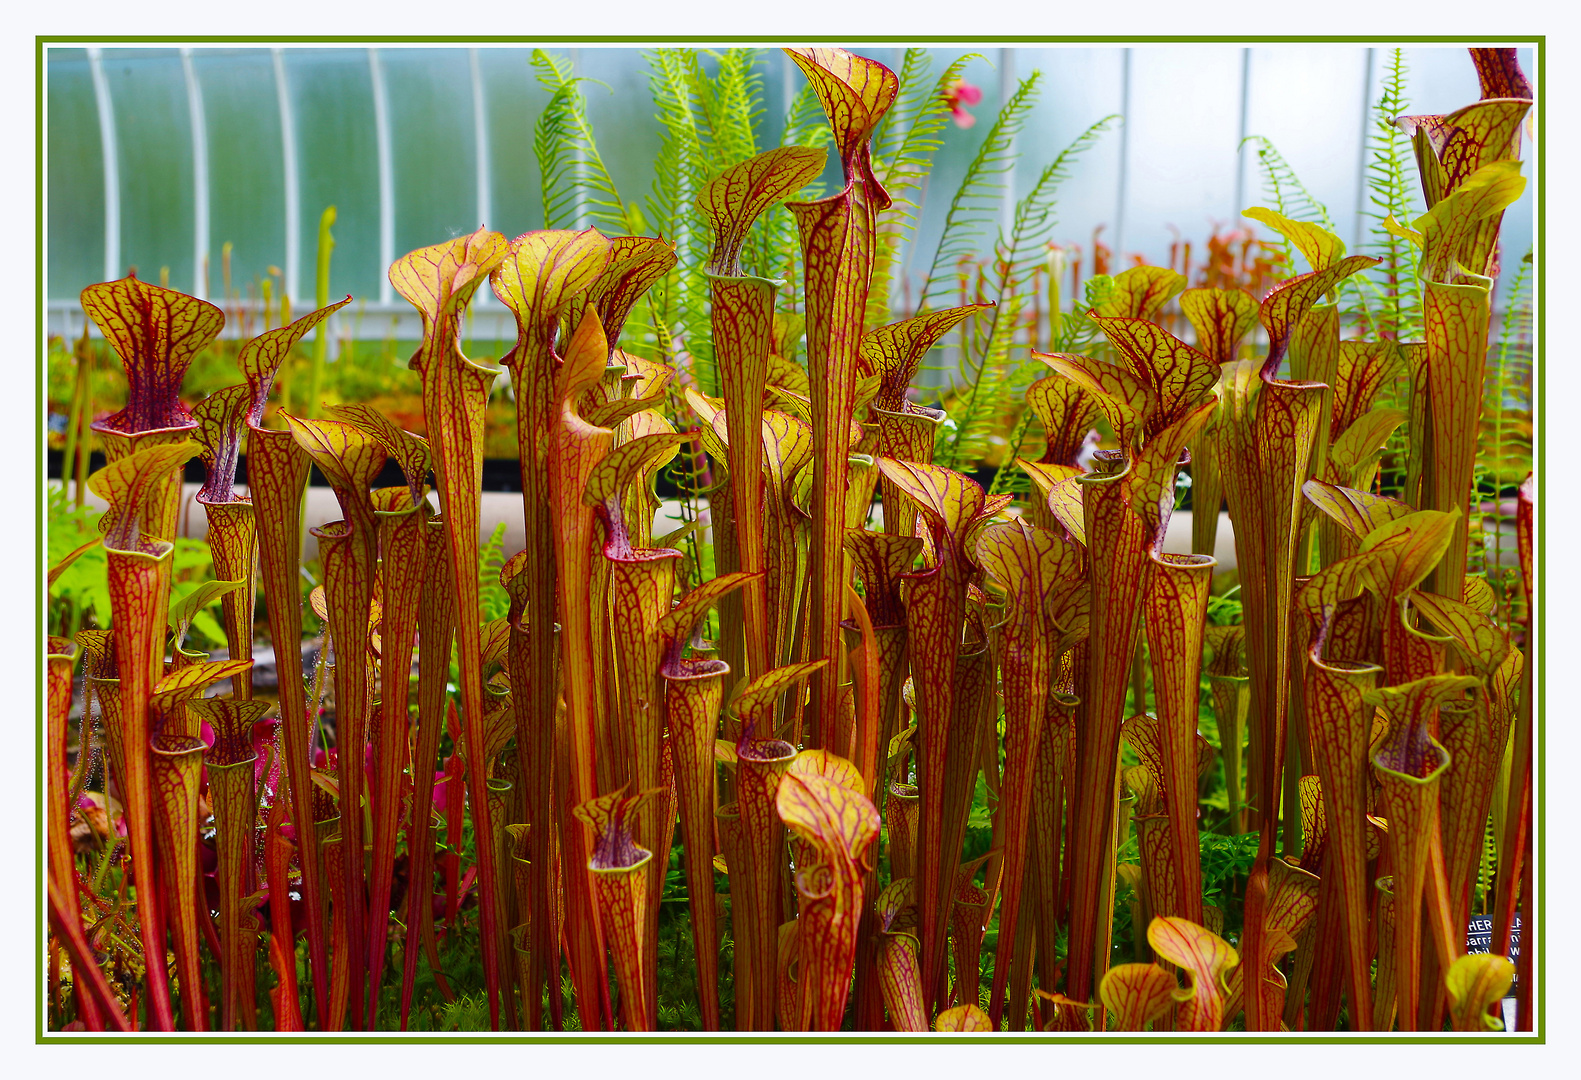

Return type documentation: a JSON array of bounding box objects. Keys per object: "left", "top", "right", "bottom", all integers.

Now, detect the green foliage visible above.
[
  {"left": 1483, "top": 247, "right": 1534, "bottom": 489},
  {"left": 1358, "top": 48, "right": 1425, "bottom": 343},
  {"left": 917, "top": 70, "right": 1045, "bottom": 314},
  {"left": 941, "top": 113, "right": 1118, "bottom": 474},
  {"left": 531, "top": 49, "right": 631, "bottom": 234},
  {"left": 1199, "top": 830, "right": 1261, "bottom": 905},
  {"left": 867, "top": 50, "right": 981, "bottom": 326},
  {"left": 1244, "top": 134, "right": 1339, "bottom": 268},
  {"left": 1206, "top": 584, "right": 1244, "bottom": 626},
  {"left": 1475, "top": 248, "right": 1533, "bottom": 586},
  {"left": 477, "top": 521, "right": 510, "bottom": 622},
  {"left": 47, "top": 485, "right": 224, "bottom": 646},
  {"left": 873, "top": 51, "right": 980, "bottom": 228}
]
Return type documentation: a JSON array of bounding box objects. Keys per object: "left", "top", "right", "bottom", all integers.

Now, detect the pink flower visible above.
[{"left": 944, "top": 79, "right": 983, "bottom": 128}]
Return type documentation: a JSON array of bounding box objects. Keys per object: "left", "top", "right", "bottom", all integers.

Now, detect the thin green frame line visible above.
[
  {"left": 35, "top": 34, "right": 1544, "bottom": 1045},
  {"left": 34, "top": 31, "right": 47, "bottom": 1048},
  {"left": 39, "top": 35, "right": 1544, "bottom": 44}
]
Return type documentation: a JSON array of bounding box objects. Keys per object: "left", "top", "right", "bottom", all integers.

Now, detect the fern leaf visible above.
[
  {"left": 868, "top": 52, "right": 982, "bottom": 326},
  {"left": 1358, "top": 47, "right": 1425, "bottom": 342},
  {"left": 916, "top": 71, "right": 1045, "bottom": 314},
  {"left": 1243, "top": 132, "right": 1376, "bottom": 326},
  {"left": 530, "top": 49, "right": 630, "bottom": 234},
  {"left": 935, "top": 292, "right": 1023, "bottom": 471}
]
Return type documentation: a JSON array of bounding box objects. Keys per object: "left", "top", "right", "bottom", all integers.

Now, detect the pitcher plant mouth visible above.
[{"left": 44, "top": 44, "right": 1532, "bottom": 1035}]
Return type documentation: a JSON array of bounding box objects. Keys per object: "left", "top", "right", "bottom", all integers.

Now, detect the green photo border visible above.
[{"left": 33, "top": 33, "right": 1544, "bottom": 1045}]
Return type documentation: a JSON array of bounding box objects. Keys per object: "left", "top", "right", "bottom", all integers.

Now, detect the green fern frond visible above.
[
  {"left": 530, "top": 49, "right": 630, "bottom": 234},
  {"left": 1366, "top": 50, "right": 1428, "bottom": 500},
  {"left": 994, "top": 114, "right": 1119, "bottom": 286},
  {"left": 868, "top": 51, "right": 981, "bottom": 326},
  {"left": 478, "top": 522, "right": 510, "bottom": 621},
  {"left": 876, "top": 51, "right": 980, "bottom": 223},
  {"left": 1474, "top": 813, "right": 1499, "bottom": 914},
  {"left": 781, "top": 80, "right": 835, "bottom": 152},
  {"left": 936, "top": 292, "right": 1024, "bottom": 472},
  {"left": 945, "top": 113, "right": 1116, "bottom": 475},
  {"left": 1358, "top": 48, "right": 1425, "bottom": 342},
  {"left": 1478, "top": 248, "right": 1533, "bottom": 517},
  {"left": 974, "top": 118, "right": 1117, "bottom": 491},
  {"left": 768, "top": 76, "right": 839, "bottom": 325},
  {"left": 640, "top": 49, "right": 741, "bottom": 395},
  {"left": 643, "top": 49, "right": 706, "bottom": 240},
  {"left": 693, "top": 49, "right": 764, "bottom": 177},
  {"left": 1245, "top": 135, "right": 1338, "bottom": 232},
  {"left": 917, "top": 71, "right": 1045, "bottom": 314},
  {"left": 871, "top": 48, "right": 935, "bottom": 171},
  {"left": 1243, "top": 132, "right": 1375, "bottom": 329},
  {"left": 639, "top": 49, "right": 699, "bottom": 372}
]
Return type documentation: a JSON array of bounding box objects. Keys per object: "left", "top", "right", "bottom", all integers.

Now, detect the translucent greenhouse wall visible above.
[{"left": 44, "top": 44, "right": 1534, "bottom": 340}]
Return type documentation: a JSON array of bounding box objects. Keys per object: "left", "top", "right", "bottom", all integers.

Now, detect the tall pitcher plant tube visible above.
[
  {"left": 654, "top": 570, "right": 759, "bottom": 1029},
  {"left": 777, "top": 753, "right": 881, "bottom": 1031},
  {"left": 85, "top": 439, "right": 202, "bottom": 1032},
  {"left": 1144, "top": 551, "right": 1216, "bottom": 927},
  {"left": 490, "top": 228, "right": 612, "bottom": 1029},
  {"left": 365, "top": 484, "right": 430, "bottom": 1027},
  {"left": 399, "top": 515, "right": 457, "bottom": 1028},
  {"left": 287, "top": 415, "right": 387, "bottom": 1029},
  {"left": 587, "top": 431, "right": 689, "bottom": 1021},
  {"left": 574, "top": 788, "right": 665, "bottom": 1031},
  {"left": 784, "top": 47, "right": 898, "bottom": 746},
  {"left": 147, "top": 660, "right": 249, "bottom": 1032},
  {"left": 148, "top": 728, "right": 210, "bottom": 1030},
  {"left": 1413, "top": 161, "right": 1527, "bottom": 598},
  {"left": 862, "top": 305, "right": 989, "bottom": 539},
  {"left": 232, "top": 295, "right": 355, "bottom": 1026},
  {"left": 698, "top": 146, "right": 827, "bottom": 683},
  {"left": 976, "top": 518, "right": 1085, "bottom": 1025},
  {"left": 1062, "top": 456, "right": 1151, "bottom": 1006},
  {"left": 1364, "top": 675, "right": 1476, "bottom": 1028},
  {"left": 877, "top": 458, "right": 1002, "bottom": 1012},
  {"left": 1215, "top": 250, "right": 1378, "bottom": 1031},
  {"left": 1033, "top": 269, "right": 1223, "bottom": 1005},
  {"left": 190, "top": 386, "right": 260, "bottom": 693},
  {"left": 545, "top": 308, "right": 628, "bottom": 1029},
  {"left": 190, "top": 697, "right": 272, "bottom": 1031},
  {"left": 1301, "top": 650, "right": 1384, "bottom": 1030},
  {"left": 1178, "top": 287, "right": 1257, "bottom": 557},
  {"left": 325, "top": 407, "right": 437, "bottom": 1024},
  {"left": 195, "top": 297, "right": 350, "bottom": 701},
  {"left": 731, "top": 659, "right": 826, "bottom": 1030},
  {"left": 82, "top": 274, "right": 221, "bottom": 535},
  {"left": 79, "top": 274, "right": 222, "bottom": 1032},
  {"left": 661, "top": 652, "right": 731, "bottom": 1029},
  {"left": 390, "top": 226, "right": 512, "bottom": 1027}
]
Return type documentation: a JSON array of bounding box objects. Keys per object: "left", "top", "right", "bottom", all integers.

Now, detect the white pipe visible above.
[
  {"left": 1354, "top": 48, "right": 1377, "bottom": 252},
  {"left": 471, "top": 47, "right": 492, "bottom": 307},
  {"left": 180, "top": 48, "right": 210, "bottom": 298},
  {"left": 1234, "top": 47, "right": 1251, "bottom": 225},
  {"left": 86, "top": 47, "right": 120, "bottom": 283},
  {"left": 1114, "top": 48, "right": 1132, "bottom": 260},
  {"left": 273, "top": 48, "right": 301, "bottom": 303},
  {"left": 369, "top": 48, "right": 395, "bottom": 304}
]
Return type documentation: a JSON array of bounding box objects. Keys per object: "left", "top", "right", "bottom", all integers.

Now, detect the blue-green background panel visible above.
[
  {"left": 384, "top": 48, "right": 478, "bottom": 259},
  {"left": 286, "top": 48, "right": 381, "bottom": 302},
  {"left": 195, "top": 48, "right": 287, "bottom": 300},
  {"left": 102, "top": 48, "right": 194, "bottom": 292},
  {"left": 47, "top": 49, "right": 105, "bottom": 302}
]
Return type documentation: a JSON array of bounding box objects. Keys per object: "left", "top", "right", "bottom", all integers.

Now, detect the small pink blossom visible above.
[{"left": 944, "top": 79, "right": 983, "bottom": 128}]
